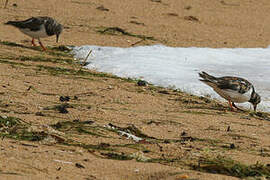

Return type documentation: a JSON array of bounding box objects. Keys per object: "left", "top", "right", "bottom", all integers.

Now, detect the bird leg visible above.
[
  {"left": 228, "top": 100, "right": 235, "bottom": 111},
  {"left": 31, "top": 38, "right": 37, "bottom": 46},
  {"left": 38, "top": 39, "right": 46, "bottom": 51},
  {"left": 232, "top": 102, "right": 245, "bottom": 112}
]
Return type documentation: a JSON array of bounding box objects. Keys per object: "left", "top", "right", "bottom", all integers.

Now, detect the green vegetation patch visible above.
[
  {"left": 250, "top": 112, "right": 270, "bottom": 121},
  {"left": 11, "top": 131, "right": 48, "bottom": 141},
  {"left": 145, "top": 157, "right": 180, "bottom": 164},
  {"left": 192, "top": 156, "right": 270, "bottom": 178},
  {"left": 0, "top": 116, "right": 48, "bottom": 141},
  {"left": 36, "top": 65, "right": 79, "bottom": 76},
  {"left": 0, "top": 59, "right": 31, "bottom": 67},
  {"left": 36, "top": 64, "right": 119, "bottom": 79},
  {"left": 181, "top": 110, "right": 214, "bottom": 115},
  {"left": 43, "top": 103, "right": 73, "bottom": 113},
  {"left": 64, "top": 142, "right": 114, "bottom": 151},
  {"left": 0, "top": 41, "right": 26, "bottom": 48},
  {"left": 17, "top": 55, "right": 73, "bottom": 64},
  {"left": 52, "top": 119, "right": 108, "bottom": 138},
  {"left": 97, "top": 27, "right": 157, "bottom": 41},
  {"left": 0, "top": 116, "right": 21, "bottom": 127},
  {"left": 0, "top": 41, "right": 73, "bottom": 57},
  {"left": 100, "top": 152, "right": 133, "bottom": 160}
]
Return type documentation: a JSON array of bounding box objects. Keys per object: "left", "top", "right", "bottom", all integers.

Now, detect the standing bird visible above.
[
  {"left": 5, "top": 16, "right": 63, "bottom": 51},
  {"left": 198, "top": 71, "right": 261, "bottom": 111}
]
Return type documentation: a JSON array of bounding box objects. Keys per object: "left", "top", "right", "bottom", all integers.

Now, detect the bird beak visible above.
[
  {"left": 56, "top": 34, "right": 59, "bottom": 43},
  {"left": 253, "top": 104, "right": 257, "bottom": 112}
]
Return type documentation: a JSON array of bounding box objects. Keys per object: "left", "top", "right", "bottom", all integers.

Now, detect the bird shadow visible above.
[
  {"left": 187, "top": 103, "right": 250, "bottom": 114},
  {"left": 0, "top": 40, "right": 72, "bottom": 58},
  {"left": 0, "top": 40, "right": 43, "bottom": 51}
]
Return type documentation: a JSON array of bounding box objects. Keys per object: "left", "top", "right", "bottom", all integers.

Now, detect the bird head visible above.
[
  {"left": 55, "top": 24, "right": 63, "bottom": 43},
  {"left": 249, "top": 91, "right": 261, "bottom": 111}
]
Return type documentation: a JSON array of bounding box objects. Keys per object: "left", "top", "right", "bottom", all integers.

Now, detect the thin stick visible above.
[
  {"left": 78, "top": 49, "right": 92, "bottom": 72},
  {"left": 131, "top": 39, "right": 145, "bottom": 46},
  {"left": 4, "top": 0, "right": 8, "bottom": 8},
  {"left": 83, "top": 49, "right": 92, "bottom": 66}
]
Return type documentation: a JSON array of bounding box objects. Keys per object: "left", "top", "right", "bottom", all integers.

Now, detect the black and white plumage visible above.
[
  {"left": 198, "top": 71, "right": 261, "bottom": 111},
  {"left": 5, "top": 16, "right": 63, "bottom": 50}
]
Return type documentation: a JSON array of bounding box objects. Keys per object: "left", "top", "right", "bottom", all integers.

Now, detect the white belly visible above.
[
  {"left": 214, "top": 88, "right": 251, "bottom": 103},
  {"left": 19, "top": 25, "right": 48, "bottom": 39}
]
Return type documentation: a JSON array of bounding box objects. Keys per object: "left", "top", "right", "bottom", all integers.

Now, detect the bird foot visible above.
[
  {"left": 228, "top": 101, "right": 245, "bottom": 112},
  {"left": 31, "top": 39, "right": 37, "bottom": 47},
  {"left": 38, "top": 40, "right": 47, "bottom": 51},
  {"left": 232, "top": 102, "right": 245, "bottom": 112}
]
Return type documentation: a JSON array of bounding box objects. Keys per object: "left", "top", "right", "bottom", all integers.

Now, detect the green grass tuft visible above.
[
  {"left": 192, "top": 156, "right": 270, "bottom": 178},
  {"left": 97, "top": 27, "right": 157, "bottom": 41},
  {"left": 52, "top": 120, "right": 108, "bottom": 138},
  {"left": 100, "top": 152, "right": 133, "bottom": 160},
  {"left": 0, "top": 116, "right": 20, "bottom": 127}
]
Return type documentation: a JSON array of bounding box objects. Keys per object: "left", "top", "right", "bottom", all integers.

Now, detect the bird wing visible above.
[
  {"left": 14, "top": 17, "right": 45, "bottom": 31},
  {"left": 198, "top": 72, "right": 252, "bottom": 94},
  {"left": 215, "top": 77, "right": 252, "bottom": 94}
]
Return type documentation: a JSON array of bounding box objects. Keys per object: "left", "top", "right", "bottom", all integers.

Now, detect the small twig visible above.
[
  {"left": 131, "top": 39, "right": 145, "bottom": 46},
  {"left": 4, "top": 0, "right": 8, "bottom": 8},
  {"left": 77, "top": 49, "right": 92, "bottom": 72},
  {"left": 83, "top": 49, "right": 92, "bottom": 65}
]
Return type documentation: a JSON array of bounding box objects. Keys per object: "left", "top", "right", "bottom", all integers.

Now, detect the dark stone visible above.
[
  {"left": 59, "top": 96, "right": 70, "bottom": 102},
  {"left": 75, "top": 163, "right": 85, "bottom": 169},
  {"left": 181, "top": 131, "right": 187, "bottom": 136},
  {"left": 35, "top": 112, "right": 44, "bottom": 116},
  {"left": 137, "top": 80, "right": 148, "bottom": 86},
  {"left": 96, "top": 5, "right": 109, "bottom": 11}
]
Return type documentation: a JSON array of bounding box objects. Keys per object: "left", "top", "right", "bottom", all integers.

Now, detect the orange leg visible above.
[
  {"left": 228, "top": 100, "right": 235, "bottom": 111},
  {"left": 31, "top": 38, "right": 37, "bottom": 46},
  {"left": 38, "top": 39, "right": 47, "bottom": 51}
]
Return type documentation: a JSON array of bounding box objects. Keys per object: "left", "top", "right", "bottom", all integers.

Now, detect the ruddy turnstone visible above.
[
  {"left": 198, "top": 71, "right": 261, "bottom": 111},
  {"left": 5, "top": 16, "right": 63, "bottom": 51}
]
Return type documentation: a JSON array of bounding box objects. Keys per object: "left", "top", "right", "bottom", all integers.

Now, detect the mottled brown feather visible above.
[{"left": 199, "top": 71, "right": 252, "bottom": 94}]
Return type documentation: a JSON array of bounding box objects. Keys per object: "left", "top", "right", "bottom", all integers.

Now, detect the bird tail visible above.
[
  {"left": 198, "top": 71, "right": 217, "bottom": 83},
  {"left": 4, "top": 21, "right": 21, "bottom": 27},
  {"left": 5, "top": 21, "right": 15, "bottom": 25}
]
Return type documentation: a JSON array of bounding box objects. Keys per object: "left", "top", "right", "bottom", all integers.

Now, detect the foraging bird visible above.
[
  {"left": 5, "top": 16, "right": 63, "bottom": 51},
  {"left": 198, "top": 71, "right": 261, "bottom": 111}
]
